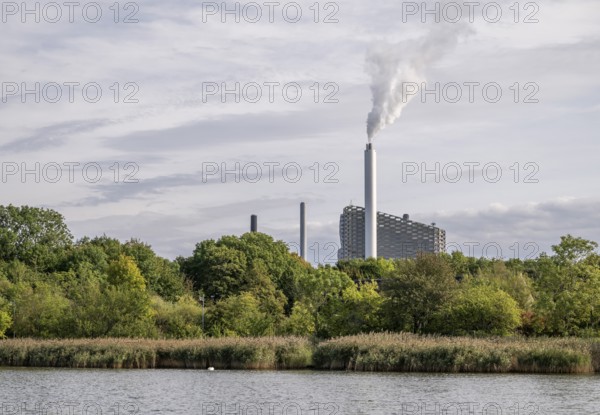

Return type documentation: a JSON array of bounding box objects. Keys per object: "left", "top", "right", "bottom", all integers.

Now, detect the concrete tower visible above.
[
  {"left": 300, "top": 202, "right": 307, "bottom": 260},
  {"left": 365, "top": 143, "right": 377, "bottom": 258}
]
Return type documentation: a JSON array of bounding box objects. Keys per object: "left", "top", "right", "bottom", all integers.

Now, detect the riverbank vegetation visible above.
[
  {"left": 1, "top": 334, "right": 599, "bottom": 373},
  {"left": 0, "top": 337, "right": 312, "bottom": 369},
  {"left": 314, "top": 333, "right": 600, "bottom": 374},
  {"left": 1, "top": 204, "right": 600, "bottom": 341}
]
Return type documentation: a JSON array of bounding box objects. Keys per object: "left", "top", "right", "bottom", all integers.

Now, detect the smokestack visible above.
[
  {"left": 300, "top": 202, "right": 307, "bottom": 260},
  {"left": 250, "top": 215, "right": 258, "bottom": 233},
  {"left": 365, "top": 143, "right": 377, "bottom": 258}
]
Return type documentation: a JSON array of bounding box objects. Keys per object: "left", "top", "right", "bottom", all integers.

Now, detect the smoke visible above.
[{"left": 366, "top": 22, "right": 469, "bottom": 141}]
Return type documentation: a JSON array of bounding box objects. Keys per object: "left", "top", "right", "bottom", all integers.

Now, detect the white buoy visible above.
[{"left": 208, "top": 367, "right": 215, "bottom": 371}]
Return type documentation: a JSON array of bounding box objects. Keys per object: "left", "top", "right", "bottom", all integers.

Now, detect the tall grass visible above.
[
  {"left": 2, "top": 334, "right": 599, "bottom": 373},
  {"left": 313, "top": 333, "right": 600, "bottom": 374},
  {"left": 0, "top": 337, "right": 312, "bottom": 370}
]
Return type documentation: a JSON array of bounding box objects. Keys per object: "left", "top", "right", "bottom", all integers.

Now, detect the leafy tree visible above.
[
  {"left": 246, "top": 262, "right": 287, "bottom": 326},
  {"left": 477, "top": 261, "right": 534, "bottom": 310},
  {"left": 280, "top": 302, "right": 315, "bottom": 336},
  {"left": 152, "top": 295, "right": 203, "bottom": 338},
  {"left": 534, "top": 260, "right": 600, "bottom": 335},
  {"left": 531, "top": 236, "right": 600, "bottom": 335},
  {"left": 64, "top": 261, "right": 155, "bottom": 338},
  {"left": 85, "top": 235, "right": 123, "bottom": 260},
  {"left": 381, "top": 253, "right": 457, "bottom": 333},
  {"left": 65, "top": 278, "right": 108, "bottom": 337},
  {"left": 182, "top": 241, "right": 248, "bottom": 299},
  {"left": 101, "top": 286, "right": 156, "bottom": 337},
  {"left": 294, "top": 266, "right": 354, "bottom": 337},
  {"left": 208, "top": 292, "right": 272, "bottom": 337},
  {"left": 12, "top": 281, "right": 70, "bottom": 338},
  {"left": 107, "top": 255, "right": 147, "bottom": 291},
  {"left": 0, "top": 205, "right": 73, "bottom": 270},
  {"left": 0, "top": 272, "right": 14, "bottom": 338},
  {"left": 123, "top": 239, "right": 186, "bottom": 300},
  {"left": 60, "top": 237, "right": 112, "bottom": 274},
  {"left": 324, "top": 281, "right": 384, "bottom": 337},
  {"left": 0, "top": 310, "right": 10, "bottom": 338},
  {"left": 0, "top": 259, "right": 42, "bottom": 285},
  {"left": 180, "top": 233, "right": 312, "bottom": 307},
  {"left": 552, "top": 235, "right": 598, "bottom": 266},
  {"left": 218, "top": 233, "right": 296, "bottom": 293},
  {"left": 430, "top": 285, "right": 522, "bottom": 336},
  {"left": 336, "top": 257, "right": 394, "bottom": 281}
]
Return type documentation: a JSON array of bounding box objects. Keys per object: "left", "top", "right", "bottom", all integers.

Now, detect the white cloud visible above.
[{"left": 1, "top": 0, "right": 599, "bottom": 261}]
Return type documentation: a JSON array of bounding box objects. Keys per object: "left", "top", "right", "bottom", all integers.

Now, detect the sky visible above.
[{"left": 1, "top": 0, "right": 599, "bottom": 264}]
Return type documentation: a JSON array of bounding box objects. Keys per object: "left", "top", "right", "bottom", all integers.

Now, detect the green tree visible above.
[
  {"left": 101, "top": 286, "right": 156, "bottom": 337},
  {"left": 180, "top": 233, "right": 312, "bottom": 308},
  {"left": 280, "top": 302, "right": 315, "bottom": 336},
  {"left": 532, "top": 236, "right": 600, "bottom": 335},
  {"left": 208, "top": 292, "right": 272, "bottom": 337},
  {"left": 0, "top": 272, "right": 14, "bottom": 338},
  {"left": 552, "top": 235, "right": 598, "bottom": 266},
  {"left": 64, "top": 261, "right": 155, "bottom": 338},
  {"left": 107, "top": 255, "right": 147, "bottom": 291},
  {"left": 61, "top": 237, "right": 113, "bottom": 273},
  {"left": 152, "top": 295, "right": 203, "bottom": 338},
  {"left": 0, "top": 310, "right": 11, "bottom": 338},
  {"left": 381, "top": 253, "right": 457, "bottom": 333},
  {"left": 431, "top": 284, "right": 522, "bottom": 336},
  {"left": 246, "top": 262, "right": 287, "bottom": 328},
  {"left": 477, "top": 261, "right": 534, "bottom": 310},
  {"left": 336, "top": 257, "right": 395, "bottom": 281},
  {"left": 180, "top": 240, "right": 248, "bottom": 299},
  {"left": 295, "top": 266, "right": 354, "bottom": 337},
  {"left": 0, "top": 205, "right": 73, "bottom": 270},
  {"left": 534, "top": 260, "right": 600, "bottom": 335},
  {"left": 13, "top": 281, "right": 70, "bottom": 338},
  {"left": 66, "top": 278, "right": 108, "bottom": 337},
  {"left": 123, "top": 239, "right": 186, "bottom": 301},
  {"left": 324, "top": 281, "right": 384, "bottom": 337}
]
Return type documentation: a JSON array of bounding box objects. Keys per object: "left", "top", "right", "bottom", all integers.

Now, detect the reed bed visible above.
[
  {"left": 2, "top": 334, "right": 599, "bottom": 373},
  {"left": 313, "top": 333, "right": 600, "bottom": 374},
  {"left": 0, "top": 337, "right": 312, "bottom": 370}
]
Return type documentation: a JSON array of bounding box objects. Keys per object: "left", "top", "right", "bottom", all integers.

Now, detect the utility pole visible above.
[
  {"left": 199, "top": 294, "right": 205, "bottom": 332},
  {"left": 13, "top": 301, "right": 16, "bottom": 338}
]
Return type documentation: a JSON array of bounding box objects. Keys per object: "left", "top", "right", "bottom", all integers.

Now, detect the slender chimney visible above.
[
  {"left": 365, "top": 143, "right": 377, "bottom": 258},
  {"left": 300, "top": 202, "right": 307, "bottom": 260},
  {"left": 250, "top": 215, "right": 258, "bottom": 232}
]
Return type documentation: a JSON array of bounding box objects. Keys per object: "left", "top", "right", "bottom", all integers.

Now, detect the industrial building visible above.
[{"left": 338, "top": 205, "right": 446, "bottom": 260}]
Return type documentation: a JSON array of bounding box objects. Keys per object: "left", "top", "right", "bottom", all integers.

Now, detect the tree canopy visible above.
[{"left": 1, "top": 204, "right": 599, "bottom": 339}]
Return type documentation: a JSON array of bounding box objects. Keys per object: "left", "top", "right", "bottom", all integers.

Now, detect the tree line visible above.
[{"left": 1, "top": 205, "right": 599, "bottom": 339}]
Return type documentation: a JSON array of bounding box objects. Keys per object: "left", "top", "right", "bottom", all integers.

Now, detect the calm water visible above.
[{"left": 0, "top": 369, "right": 599, "bottom": 414}]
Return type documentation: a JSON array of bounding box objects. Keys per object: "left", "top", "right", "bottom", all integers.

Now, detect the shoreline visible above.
[{"left": 1, "top": 333, "right": 599, "bottom": 374}]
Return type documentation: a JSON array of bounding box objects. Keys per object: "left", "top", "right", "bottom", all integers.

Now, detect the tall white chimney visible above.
[
  {"left": 365, "top": 143, "right": 377, "bottom": 258},
  {"left": 300, "top": 202, "right": 307, "bottom": 260}
]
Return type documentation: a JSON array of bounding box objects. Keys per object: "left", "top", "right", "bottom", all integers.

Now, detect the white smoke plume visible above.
[{"left": 366, "top": 22, "right": 469, "bottom": 141}]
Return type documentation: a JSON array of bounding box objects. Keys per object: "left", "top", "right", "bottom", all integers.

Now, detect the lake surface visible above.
[{"left": 0, "top": 369, "right": 599, "bottom": 414}]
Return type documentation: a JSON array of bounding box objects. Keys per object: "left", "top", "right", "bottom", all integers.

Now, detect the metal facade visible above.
[{"left": 338, "top": 205, "right": 446, "bottom": 260}]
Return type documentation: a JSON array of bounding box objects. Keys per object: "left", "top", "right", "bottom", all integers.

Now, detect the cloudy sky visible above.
[{"left": 1, "top": 0, "right": 599, "bottom": 263}]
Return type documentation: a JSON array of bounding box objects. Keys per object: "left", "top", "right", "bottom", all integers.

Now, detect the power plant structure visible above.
[
  {"left": 339, "top": 141, "right": 445, "bottom": 260},
  {"left": 245, "top": 143, "right": 446, "bottom": 263},
  {"left": 364, "top": 143, "right": 377, "bottom": 258},
  {"left": 248, "top": 202, "right": 309, "bottom": 261},
  {"left": 338, "top": 205, "right": 446, "bottom": 260},
  {"left": 300, "top": 202, "right": 307, "bottom": 261}
]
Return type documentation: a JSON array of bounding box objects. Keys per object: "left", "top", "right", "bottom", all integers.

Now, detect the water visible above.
[{"left": 1, "top": 369, "right": 599, "bottom": 414}]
